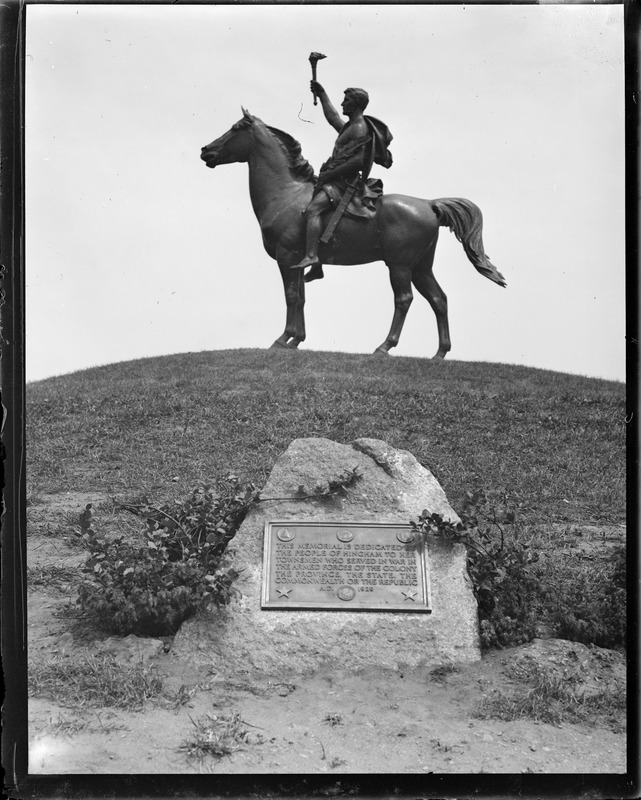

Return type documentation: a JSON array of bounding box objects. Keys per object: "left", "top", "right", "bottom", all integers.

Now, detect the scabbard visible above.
[{"left": 319, "top": 179, "right": 359, "bottom": 245}]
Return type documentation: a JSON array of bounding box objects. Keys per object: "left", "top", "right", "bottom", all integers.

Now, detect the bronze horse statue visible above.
[{"left": 200, "top": 109, "right": 506, "bottom": 357}]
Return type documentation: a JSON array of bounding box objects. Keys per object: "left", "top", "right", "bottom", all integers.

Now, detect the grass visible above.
[
  {"left": 29, "top": 653, "right": 163, "bottom": 710},
  {"left": 163, "top": 683, "right": 200, "bottom": 710},
  {"left": 27, "top": 564, "right": 80, "bottom": 589},
  {"left": 26, "top": 498, "right": 128, "bottom": 546},
  {"left": 26, "top": 349, "right": 625, "bottom": 526},
  {"left": 39, "top": 712, "right": 129, "bottom": 737},
  {"left": 179, "top": 712, "right": 262, "bottom": 761},
  {"left": 475, "top": 667, "right": 627, "bottom": 733}
]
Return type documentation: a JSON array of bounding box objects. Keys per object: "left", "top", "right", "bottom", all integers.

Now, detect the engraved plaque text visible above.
[{"left": 261, "top": 522, "right": 431, "bottom": 611}]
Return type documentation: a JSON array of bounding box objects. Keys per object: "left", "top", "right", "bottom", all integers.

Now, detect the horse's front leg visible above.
[
  {"left": 288, "top": 269, "right": 307, "bottom": 348},
  {"left": 374, "top": 266, "right": 413, "bottom": 355},
  {"left": 272, "top": 263, "right": 306, "bottom": 349}
]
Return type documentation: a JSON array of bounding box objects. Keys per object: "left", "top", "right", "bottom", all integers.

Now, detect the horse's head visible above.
[{"left": 200, "top": 107, "right": 257, "bottom": 168}]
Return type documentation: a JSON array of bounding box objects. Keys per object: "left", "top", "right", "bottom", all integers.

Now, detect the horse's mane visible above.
[
  {"left": 233, "top": 114, "right": 315, "bottom": 183},
  {"left": 266, "top": 125, "right": 316, "bottom": 183}
]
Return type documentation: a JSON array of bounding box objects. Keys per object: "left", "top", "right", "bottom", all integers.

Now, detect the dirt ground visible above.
[{"left": 26, "top": 492, "right": 627, "bottom": 776}]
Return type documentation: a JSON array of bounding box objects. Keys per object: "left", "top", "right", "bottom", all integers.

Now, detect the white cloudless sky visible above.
[{"left": 25, "top": 2, "right": 625, "bottom": 383}]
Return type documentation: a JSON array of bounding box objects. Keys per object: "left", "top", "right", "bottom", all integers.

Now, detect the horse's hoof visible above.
[
  {"left": 373, "top": 347, "right": 389, "bottom": 356},
  {"left": 431, "top": 351, "right": 448, "bottom": 360},
  {"left": 270, "top": 340, "right": 290, "bottom": 350}
]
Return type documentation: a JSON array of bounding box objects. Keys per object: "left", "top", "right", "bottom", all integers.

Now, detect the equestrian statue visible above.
[{"left": 200, "top": 58, "right": 506, "bottom": 358}]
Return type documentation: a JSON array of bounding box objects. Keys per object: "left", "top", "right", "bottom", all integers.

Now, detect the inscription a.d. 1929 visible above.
[{"left": 261, "top": 522, "right": 431, "bottom": 611}]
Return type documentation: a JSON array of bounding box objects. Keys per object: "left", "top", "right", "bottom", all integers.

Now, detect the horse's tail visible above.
[{"left": 431, "top": 198, "right": 507, "bottom": 287}]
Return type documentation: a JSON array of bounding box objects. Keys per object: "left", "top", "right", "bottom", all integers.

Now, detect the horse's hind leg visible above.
[
  {"left": 272, "top": 264, "right": 306, "bottom": 349},
  {"left": 374, "top": 267, "right": 414, "bottom": 355},
  {"left": 411, "top": 252, "right": 451, "bottom": 359}
]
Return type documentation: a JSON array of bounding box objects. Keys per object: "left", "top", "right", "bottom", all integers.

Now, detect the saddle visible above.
[{"left": 321, "top": 176, "right": 384, "bottom": 221}]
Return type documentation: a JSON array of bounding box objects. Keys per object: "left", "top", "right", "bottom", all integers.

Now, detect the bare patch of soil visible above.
[{"left": 27, "top": 652, "right": 626, "bottom": 775}]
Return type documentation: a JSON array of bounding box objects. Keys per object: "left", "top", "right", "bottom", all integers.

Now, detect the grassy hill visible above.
[{"left": 27, "top": 349, "right": 625, "bottom": 527}]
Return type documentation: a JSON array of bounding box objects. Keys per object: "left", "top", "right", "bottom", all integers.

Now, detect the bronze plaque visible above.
[{"left": 261, "top": 522, "right": 431, "bottom": 612}]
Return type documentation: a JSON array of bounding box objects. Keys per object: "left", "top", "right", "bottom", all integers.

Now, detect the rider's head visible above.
[{"left": 343, "top": 87, "right": 369, "bottom": 111}]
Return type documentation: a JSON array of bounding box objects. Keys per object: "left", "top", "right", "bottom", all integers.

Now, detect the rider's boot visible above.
[{"left": 304, "top": 263, "right": 324, "bottom": 282}]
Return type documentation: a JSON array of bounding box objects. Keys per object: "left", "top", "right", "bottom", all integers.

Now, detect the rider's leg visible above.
[{"left": 292, "top": 191, "right": 332, "bottom": 271}]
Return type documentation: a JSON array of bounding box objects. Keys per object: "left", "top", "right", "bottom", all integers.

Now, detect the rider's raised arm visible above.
[{"left": 310, "top": 81, "right": 344, "bottom": 132}]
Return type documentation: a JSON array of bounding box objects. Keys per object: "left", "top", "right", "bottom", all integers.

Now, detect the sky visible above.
[{"left": 25, "top": 2, "right": 625, "bottom": 383}]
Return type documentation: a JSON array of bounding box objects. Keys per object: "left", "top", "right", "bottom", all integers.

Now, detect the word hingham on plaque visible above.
[{"left": 261, "top": 521, "right": 432, "bottom": 611}]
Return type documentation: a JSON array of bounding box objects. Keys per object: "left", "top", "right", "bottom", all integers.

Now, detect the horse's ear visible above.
[{"left": 241, "top": 106, "right": 252, "bottom": 119}]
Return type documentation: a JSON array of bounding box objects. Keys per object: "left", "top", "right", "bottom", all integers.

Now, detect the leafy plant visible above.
[
  {"left": 293, "top": 466, "right": 362, "bottom": 501},
  {"left": 77, "top": 478, "right": 259, "bottom": 636},
  {"left": 412, "top": 490, "right": 540, "bottom": 650}
]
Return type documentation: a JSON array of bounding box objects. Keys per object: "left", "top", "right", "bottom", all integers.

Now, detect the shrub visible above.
[
  {"left": 412, "top": 490, "right": 540, "bottom": 650},
  {"left": 412, "top": 491, "right": 627, "bottom": 652},
  {"left": 77, "top": 478, "right": 259, "bottom": 636}
]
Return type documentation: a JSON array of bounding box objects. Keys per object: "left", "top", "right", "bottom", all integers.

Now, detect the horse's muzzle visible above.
[{"left": 200, "top": 146, "right": 218, "bottom": 168}]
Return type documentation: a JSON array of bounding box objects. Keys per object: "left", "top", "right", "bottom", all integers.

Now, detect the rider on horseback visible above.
[{"left": 292, "top": 82, "right": 393, "bottom": 282}]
